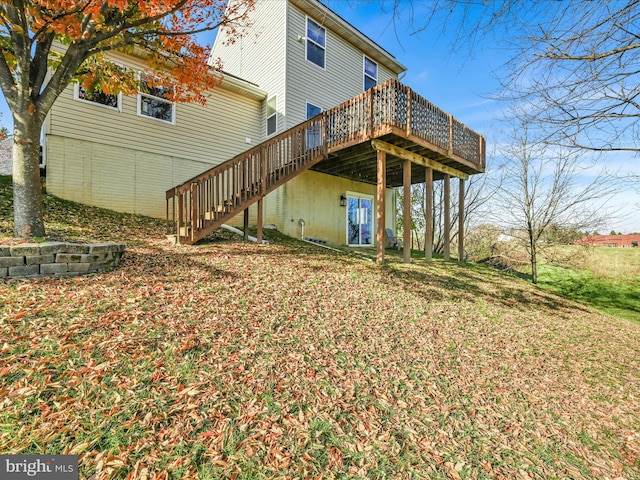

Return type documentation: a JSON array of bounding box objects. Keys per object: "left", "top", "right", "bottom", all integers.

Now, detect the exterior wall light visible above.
[{"left": 340, "top": 194, "right": 347, "bottom": 207}]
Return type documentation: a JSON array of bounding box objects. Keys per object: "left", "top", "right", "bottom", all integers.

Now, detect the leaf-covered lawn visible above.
[{"left": 1, "top": 180, "right": 640, "bottom": 479}]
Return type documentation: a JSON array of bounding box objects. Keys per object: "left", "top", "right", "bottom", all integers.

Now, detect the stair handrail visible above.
[
  {"left": 167, "top": 79, "right": 485, "bottom": 199},
  {"left": 166, "top": 79, "right": 486, "bottom": 243}
]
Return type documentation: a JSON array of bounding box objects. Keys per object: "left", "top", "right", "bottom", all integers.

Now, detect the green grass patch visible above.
[{"left": 538, "top": 247, "right": 640, "bottom": 324}]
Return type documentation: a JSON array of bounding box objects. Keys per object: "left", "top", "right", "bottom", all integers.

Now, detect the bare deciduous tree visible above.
[
  {"left": 376, "top": 0, "right": 637, "bottom": 250},
  {"left": 494, "top": 120, "right": 616, "bottom": 283},
  {"left": 384, "top": 0, "right": 640, "bottom": 154}
]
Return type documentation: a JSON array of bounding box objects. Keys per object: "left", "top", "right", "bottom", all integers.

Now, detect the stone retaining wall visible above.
[{"left": 0, "top": 242, "right": 125, "bottom": 279}]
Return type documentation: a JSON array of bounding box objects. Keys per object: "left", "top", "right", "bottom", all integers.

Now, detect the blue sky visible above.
[
  {"left": 321, "top": 0, "right": 640, "bottom": 234},
  {"left": 0, "top": 3, "right": 496, "bottom": 136},
  {"left": 1, "top": 1, "right": 638, "bottom": 232}
]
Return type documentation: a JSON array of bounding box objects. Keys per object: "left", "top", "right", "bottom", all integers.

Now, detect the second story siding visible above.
[
  {"left": 211, "top": 0, "right": 406, "bottom": 135},
  {"left": 285, "top": 3, "right": 398, "bottom": 128},
  {"left": 211, "top": 0, "right": 288, "bottom": 137}
]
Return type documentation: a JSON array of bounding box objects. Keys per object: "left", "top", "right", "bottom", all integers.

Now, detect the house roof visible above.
[
  {"left": 130, "top": 46, "right": 267, "bottom": 101},
  {"left": 215, "top": 70, "right": 267, "bottom": 101},
  {"left": 290, "top": 0, "right": 407, "bottom": 75},
  {"left": 576, "top": 234, "right": 640, "bottom": 245}
]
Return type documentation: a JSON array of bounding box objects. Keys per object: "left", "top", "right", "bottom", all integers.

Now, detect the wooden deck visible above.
[{"left": 166, "top": 79, "right": 485, "bottom": 246}]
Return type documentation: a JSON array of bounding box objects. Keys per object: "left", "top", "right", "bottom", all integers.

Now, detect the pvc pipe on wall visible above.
[{"left": 221, "top": 224, "right": 269, "bottom": 244}]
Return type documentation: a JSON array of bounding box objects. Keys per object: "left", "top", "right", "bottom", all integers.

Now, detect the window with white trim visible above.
[
  {"left": 347, "top": 193, "right": 374, "bottom": 246},
  {"left": 306, "top": 18, "right": 326, "bottom": 69},
  {"left": 364, "top": 56, "right": 377, "bottom": 90},
  {"left": 266, "top": 96, "right": 277, "bottom": 136},
  {"left": 137, "top": 75, "right": 175, "bottom": 124},
  {"left": 74, "top": 83, "right": 121, "bottom": 111}
]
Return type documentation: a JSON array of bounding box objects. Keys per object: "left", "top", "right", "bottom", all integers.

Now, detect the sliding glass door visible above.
[{"left": 347, "top": 194, "right": 373, "bottom": 246}]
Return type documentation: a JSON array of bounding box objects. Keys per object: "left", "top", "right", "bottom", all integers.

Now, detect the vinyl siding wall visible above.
[
  {"left": 284, "top": 3, "right": 397, "bottom": 127},
  {"left": 211, "top": 0, "right": 287, "bottom": 137},
  {"left": 46, "top": 51, "right": 264, "bottom": 218}
]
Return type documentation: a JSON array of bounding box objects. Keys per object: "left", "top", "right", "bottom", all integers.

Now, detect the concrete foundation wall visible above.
[{"left": 228, "top": 170, "right": 396, "bottom": 247}]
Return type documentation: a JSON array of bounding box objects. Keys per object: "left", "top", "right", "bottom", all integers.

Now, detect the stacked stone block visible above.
[{"left": 0, "top": 242, "right": 125, "bottom": 278}]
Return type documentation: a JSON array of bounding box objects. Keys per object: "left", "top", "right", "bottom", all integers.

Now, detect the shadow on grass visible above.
[
  {"left": 378, "top": 257, "right": 583, "bottom": 315},
  {"left": 193, "top": 241, "right": 588, "bottom": 317},
  {"left": 0, "top": 178, "right": 601, "bottom": 319}
]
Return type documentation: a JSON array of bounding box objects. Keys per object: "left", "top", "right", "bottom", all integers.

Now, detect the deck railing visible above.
[
  {"left": 166, "top": 116, "right": 327, "bottom": 243},
  {"left": 167, "top": 79, "right": 485, "bottom": 244}
]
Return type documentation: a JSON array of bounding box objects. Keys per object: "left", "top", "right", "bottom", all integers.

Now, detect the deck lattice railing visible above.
[{"left": 167, "top": 79, "right": 485, "bottom": 244}]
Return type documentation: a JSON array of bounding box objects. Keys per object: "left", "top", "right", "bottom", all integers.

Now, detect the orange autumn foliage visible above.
[
  {"left": 0, "top": 0, "right": 255, "bottom": 105},
  {"left": 2, "top": 1, "right": 255, "bottom": 238}
]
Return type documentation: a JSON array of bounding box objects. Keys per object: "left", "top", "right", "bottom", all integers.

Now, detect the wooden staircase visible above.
[
  {"left": 165, "top": 115, "right": 328, "bottom": 244},
  {"left": 166, "top": 79, "right": 486, "bottom": 245}
]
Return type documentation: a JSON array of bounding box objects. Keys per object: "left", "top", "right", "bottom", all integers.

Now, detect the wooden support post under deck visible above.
[
  {"left": 425, "top": 167, "right": 433, "bottom": 262},
  {"left": 177, "top": 191, "right": 184, "bottom": 244},
  {"left": 376, "top": 150, "right": 386, "bottom": 264},
  {"left": 243, "top": 208, "right": 249, "bottom": 241},
  {"left": 444, "top": 174, "right": 451, "bottom": 261},
  {"left": 256, "top": 198, "right": 263, "bottom": 244},
  {"left": 403, "top": 159, "right": 412, "bottom": 263},
  {"left": 458, "top": 178, "right": 465, "bottom": 262}
]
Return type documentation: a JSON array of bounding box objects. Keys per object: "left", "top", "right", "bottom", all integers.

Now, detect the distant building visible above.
[{"left": 576, "top": 234, "right": 640, "bottom": 248}]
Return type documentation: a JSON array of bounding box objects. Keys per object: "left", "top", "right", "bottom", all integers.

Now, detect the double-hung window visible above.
[
  {"left": 74, "top": 83, "right": 121, "bottom": 111},
  {"left": 266, "top": 96, "right": 277, "bottom": 136},
  {"left": 138, "top": 75, "right": 175, "bottom": 124},
  {"left": 364, "top": 56, "right": 377, "bottom": 90},
  {"left": 306, "top": 18, "right": 326, "bottom": 69}
]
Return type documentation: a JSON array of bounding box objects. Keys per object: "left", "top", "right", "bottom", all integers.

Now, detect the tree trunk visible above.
[
  {"left": 12, "top": 112, "right": 45, "bottom": 238},
  {"left": 530, "top": 243, "right": 538, "bottom": 284}
]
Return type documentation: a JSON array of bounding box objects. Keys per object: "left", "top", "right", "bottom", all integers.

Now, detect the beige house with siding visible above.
[
  {"left": 206, "top": 0, "right": 407, "bottom": 245},
  {"left": 45, "top": 0, "right": 485, "bottom": 258},
  {"left": 45, "top": 49, "right": 266, "bottom": 220}
]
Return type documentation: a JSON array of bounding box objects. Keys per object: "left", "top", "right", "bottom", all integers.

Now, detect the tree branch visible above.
[{"left": 539, "top": 42, "right": 640, "bottom": 61}]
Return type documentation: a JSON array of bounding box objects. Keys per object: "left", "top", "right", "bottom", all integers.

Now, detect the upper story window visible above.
[
  {"left": 306, "top": 18, "right": 326, "bottom": 69},
  {"left": 74, "top": 83, "right": 121, "bottom": 111},
  {"left": 137, "top": 75, "right": 175, "bottom": 124},
  {"left": 364, "top": 57, "right": 377, "bottom": 90},
  {"left": 266, "top": 96, "right": 277, "bottom": 136},
  {"left": 306, "top": 102, "right": 322, "bottom": 120}
]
